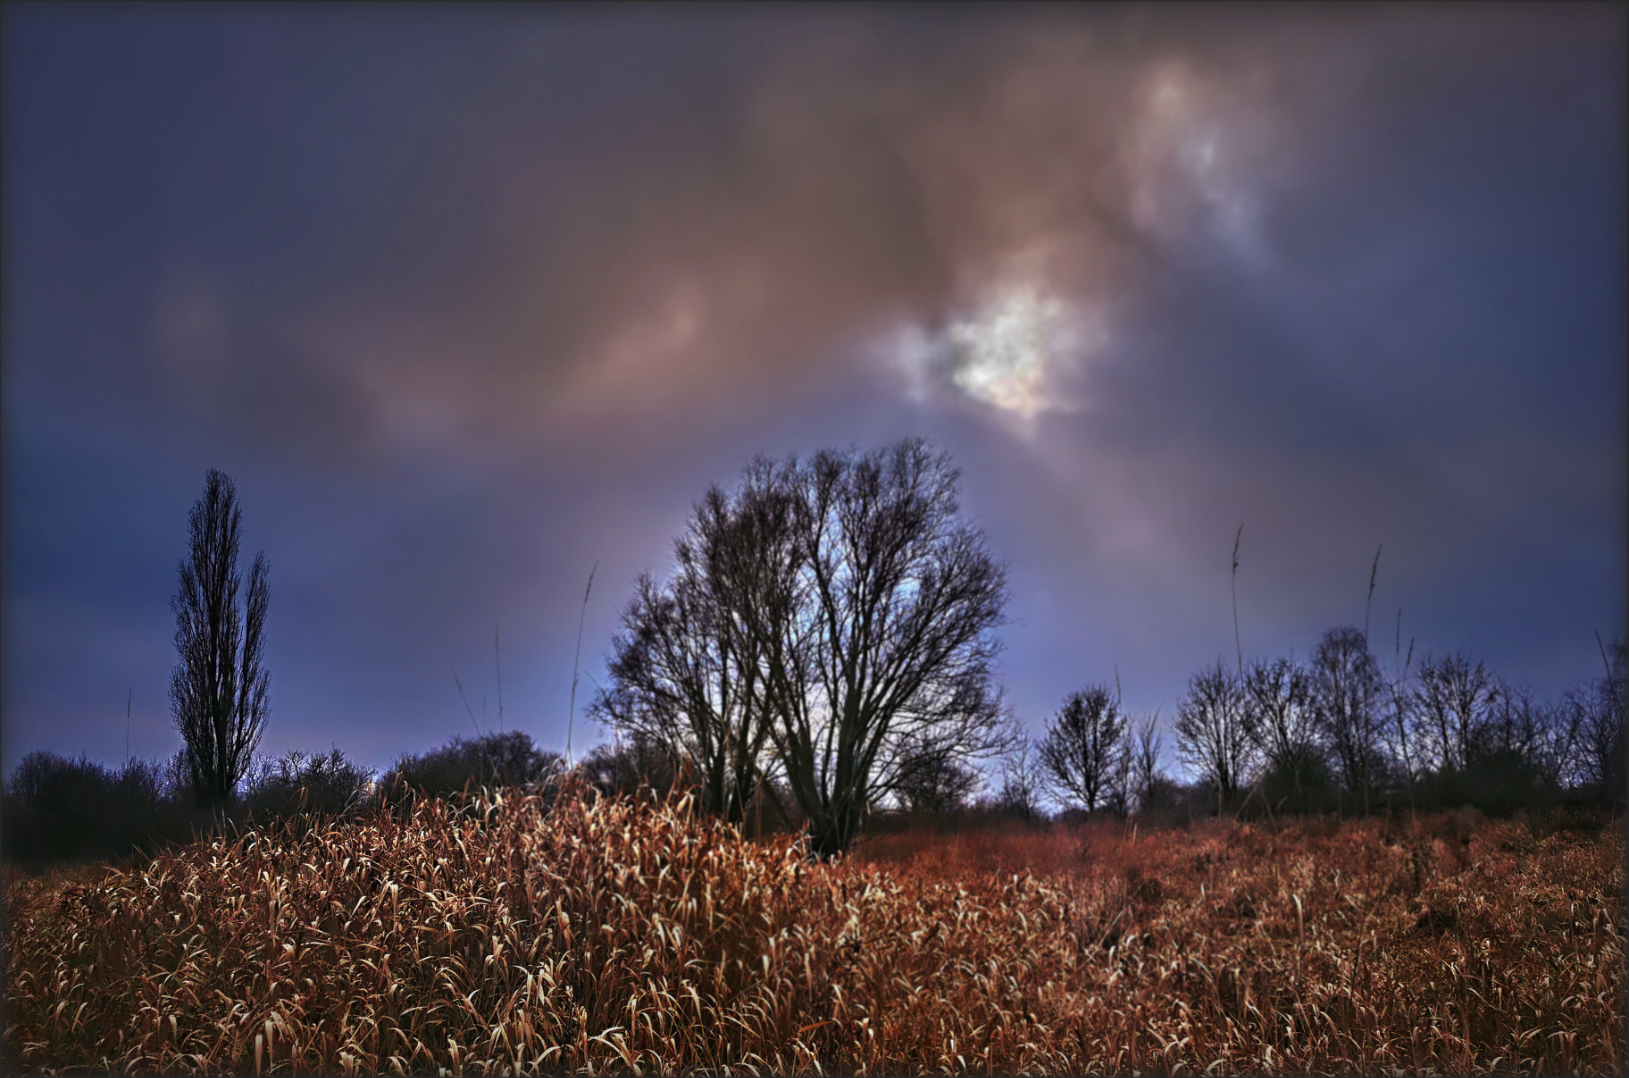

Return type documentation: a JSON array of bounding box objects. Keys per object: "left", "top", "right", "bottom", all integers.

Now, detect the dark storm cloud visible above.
[{"left": 4, "top": 4, "right": 1622, "bottom": 774}]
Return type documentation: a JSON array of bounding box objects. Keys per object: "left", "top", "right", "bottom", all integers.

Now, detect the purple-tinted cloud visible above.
[{"left": 4, "top": 4, "right": 1622, "bottom": 779}]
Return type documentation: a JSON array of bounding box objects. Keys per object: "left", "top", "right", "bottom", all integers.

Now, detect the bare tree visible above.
[
  {"left": 1380, "top": 611, "right": 1420, "bottom": 802},
  {"left": 169, "top": 470, "right": 269, "bottom": 812},
  {"left": 1244, "top": 655, "right": 1324, "bottom": 806},
  {"left": 1174, "top": 660, "right": 1256, "bottom": 812},
  {"left": 590, "top": 564, "right": 764, "bottom": 816},
  {"left": 1413, "top": 651, "right": 1500, "bottom": 774},
  {"left": 892, "top": 735, "right": 982, "bottom": 814},
  {"left": 770, "top": 439, "right": 1008, "bottom": 857},
  {"left": 1127, "top": 711, "right": 1166, "bottom": 814},
  {"left": 1245, "top": 656, "right": 1314, "bottom": 769},
  {"left": 589, "top": 461, "right": 797, "bottom": 824},
  {"left": 1038, "top": 685, "right": 1127, "bottom": 814},
  {"left": 1482, "top": 681, "right": 1552, "bottom": 770},
  {"left": 994, "top": 733, "right": 1046, "bottom": 823},
  {"left": 594, "top": 439, "right": 1009, "bottom": 858},
  {"left": 243, "top": 746, "right": 374, "bottom": 819},
  {"left": 1560, "top": 636, "right": 1626, "bottom": 796},
  {"left": 1307, "top": 627, "right": 1384, "bottom": 811}
]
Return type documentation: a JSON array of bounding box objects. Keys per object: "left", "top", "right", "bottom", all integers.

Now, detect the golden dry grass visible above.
[{"left": 3, "top": 786, "right": 1622, "bottom": 1075}]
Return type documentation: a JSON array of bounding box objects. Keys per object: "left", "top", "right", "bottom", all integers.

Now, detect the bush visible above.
[
  {"left": 1, "top": 752, "right": 171, "bottom": 865},
  {"left": 381, "top": 731, "right": 562, "bottom": 806},
  {"left": 1, "top": 747, "right": 382, "bottom": 868},
  {"left": 1254, "top": 746, "right": 1337, "bottom": 817},
  {"left": 576, "top": 736, "right": 689, "bottom": 802},
  {"left": 1133, "top": 775, "right": 1201, "bottom": 827},
  {"left": 1412, "top": 756, "right": 1561, "bottom": 819},
  {"left": 241, "top": 747, "right": 374, "bottom": 820},
  {"left": 892, "top": 745, "right": 982, "bottom": 815}
]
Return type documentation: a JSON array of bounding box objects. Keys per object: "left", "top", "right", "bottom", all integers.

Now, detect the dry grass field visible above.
[{"left": 3, "top": 786, "right": 1622, "bottom": 1075}]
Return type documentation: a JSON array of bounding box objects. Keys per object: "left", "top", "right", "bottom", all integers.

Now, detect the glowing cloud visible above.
[
  {"left": 947, "top": 287, "right": 1075, "bottom": 417},
  {"left": 890, "top": 281, "right": 1106, "bottom": 423}
]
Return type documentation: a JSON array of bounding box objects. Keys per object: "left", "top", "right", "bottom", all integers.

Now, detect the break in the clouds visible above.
[
  {"left": 3, "top": 4, "right": 1623, "bottom": 777},
  {"left": 880, "top": 44, "right": 1282, "bottom": 427}
]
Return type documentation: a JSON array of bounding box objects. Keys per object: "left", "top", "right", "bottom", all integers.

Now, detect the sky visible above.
[{"left": 4, "top": 3, "right": 1624, "bottom": 784}]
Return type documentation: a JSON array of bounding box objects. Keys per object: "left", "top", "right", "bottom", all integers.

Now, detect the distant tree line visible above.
[
  {"left": 1027, "top": 629, "right": 1624, "bottom": 825},
  {"left": 5, "top": 450, "right": 1620, "bottom": 868},
  {"left": 563, "top": 438, "right": 1629, "bottom": 839}
]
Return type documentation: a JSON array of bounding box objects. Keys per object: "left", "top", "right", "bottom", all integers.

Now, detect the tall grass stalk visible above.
[
  {"left": 1231, "top": 524, "right": 1244, "bottom": 677},
  {"left": 1365, "top": 542, "right": 1383, "bottom": 646},
  {"left": 567, "top": 561, "right": 597, "bottom": 767},
  {"left": 5, "top": 797, "right": 1620, "bottom": 1075},
  {"left": 450, "top": 665, "right": 483, "bottom": 739}
]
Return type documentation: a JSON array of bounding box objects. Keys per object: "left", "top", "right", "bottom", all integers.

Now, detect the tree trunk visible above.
[{"left": 807, "top": 801, "right": 862, "bottom": 860}]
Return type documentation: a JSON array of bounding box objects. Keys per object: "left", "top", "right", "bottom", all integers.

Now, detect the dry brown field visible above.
[{"left": 3, "top": 787, "right": 1622, "bottom": 1075}]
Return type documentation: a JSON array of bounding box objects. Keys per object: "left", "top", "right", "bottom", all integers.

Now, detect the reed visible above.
[{"left": 3, "top": 784, "right": 1621, "bottom": 1075}]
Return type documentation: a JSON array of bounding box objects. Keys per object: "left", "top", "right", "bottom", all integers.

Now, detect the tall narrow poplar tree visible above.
[{"left": 170, "top": 469, "right": 270, "bottom": 811}]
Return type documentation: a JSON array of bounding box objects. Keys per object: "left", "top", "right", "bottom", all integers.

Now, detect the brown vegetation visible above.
[{"left": 3, "top": 787, "right": 1622, "bottom": 1075}]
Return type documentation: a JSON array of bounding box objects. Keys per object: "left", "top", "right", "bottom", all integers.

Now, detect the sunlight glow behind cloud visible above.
[
  {"left": 881, "top": 56, "right": 1289, "bottom": 433},
  {"left": 891, "top": 283, "right": 1106, "bottom": 423},
  {"left": 946, "top": 287, "right": 1084, "bottom": 418},
  {"left": 5, "top": 4, "right": 1619, "bottom": 778}
]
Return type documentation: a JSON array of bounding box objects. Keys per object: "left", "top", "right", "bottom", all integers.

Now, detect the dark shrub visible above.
[
  {"left": 1132, "top": 775, "right": 1201, "bottom": 827},
  {"left": 242, "top": 747, "right": 374, "bottom": 819},
  {"left": 1255, "top": 745, "right": 1337, "bottom": 816},
  {"left": 382, "top": 731, "right": 562, "bottom": 806},
  {"left": 1415, "top": 754, "right": 1561, "bottom": 819},
  {"left": 2, "top": 752, "right": 170, "bottom": 865},
  {"left": 577, "top": 735, "right": 688, "bottom": 801},
  {"left": 893, "top": 744, "right": 983, "bottom": 815},
  {"left": 571, "top": 736, "right": 815, "bottom": 832}
]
